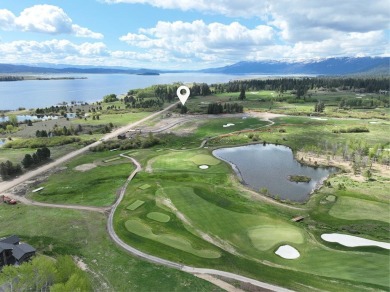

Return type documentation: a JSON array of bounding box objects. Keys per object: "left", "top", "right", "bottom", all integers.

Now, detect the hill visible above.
[{"left": 201, "top": 57, "right": 389, "bottom": 75}]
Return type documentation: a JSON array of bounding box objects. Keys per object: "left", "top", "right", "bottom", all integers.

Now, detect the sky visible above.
[{"left": 0, "top": 0, "right": 389, "bottom": 69}]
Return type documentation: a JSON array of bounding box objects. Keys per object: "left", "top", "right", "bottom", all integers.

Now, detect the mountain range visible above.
[{"left": 0, "top": 57, "right": 388, "bottom": 76}]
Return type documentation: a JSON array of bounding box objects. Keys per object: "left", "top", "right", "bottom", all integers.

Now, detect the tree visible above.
[
  {"left": 314, "top": 100, "right": 325, "bottom": 112},
  {"left": 8, "top": 115, "right": 18, "bottom": 126},
  {"left": 103, "top": 93, "right": 118, "bottom": 103},
  {"left": 180, "top": 105, "right": 188, "bottom": 114},
  {"left": 22, "top": 154, "right": 34, "bottom": 168},
  {"left": 32, "top": 153, "right": 40, "bottom": 164},
  {"left": 238, "top": 87, "right": 246, "bottom": 100}
]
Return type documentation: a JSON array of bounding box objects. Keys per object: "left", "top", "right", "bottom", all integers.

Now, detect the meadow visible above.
[
  {"left": 0, "top": 204, "right": 220, "bottom": 291},
  {"left": 30, "top": 152, "right": 133, "bottom": 206}
]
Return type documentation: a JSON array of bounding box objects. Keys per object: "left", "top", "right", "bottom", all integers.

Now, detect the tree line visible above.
[
  {"left": 207, "top": 103, "right": 244, "bottom": 114},
  {"left": 211, "top": 77, "right": 390, "bottom": 94},
  {"left": 0, "top": 147, "right": 51, "bottom": 179}
]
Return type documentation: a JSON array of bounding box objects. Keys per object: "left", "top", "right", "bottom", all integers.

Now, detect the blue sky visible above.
[{"left": 0, "top": 0, "right": 388, "bottom": 69}]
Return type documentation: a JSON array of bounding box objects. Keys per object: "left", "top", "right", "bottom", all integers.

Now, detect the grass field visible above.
[
  {"left": 31, "top": 152, "right": 132, "bottom": 206},
  {"left": 0, "top": 205, "right": 220, "bottom": 291},
  {"left": 72, "top": 112, "right": 150, "bottom": 126},
  {"left": 329, "top": 196, "right": 389, "bottom": 222}
]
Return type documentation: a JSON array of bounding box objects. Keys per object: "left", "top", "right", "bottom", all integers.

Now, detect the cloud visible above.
[
  {"left": 0, "top": 5, "right": 103, "bottom": 39},
  {"left": 104, "top": 0, "right": 389, "bottom": 43},
  {"left": 120, "top": 20, "right": 274, "bottom": 62}
]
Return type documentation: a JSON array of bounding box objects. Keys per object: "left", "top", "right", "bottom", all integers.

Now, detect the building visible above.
[{"left": 0, "top": 235, "right": 36, "bottom": 268}]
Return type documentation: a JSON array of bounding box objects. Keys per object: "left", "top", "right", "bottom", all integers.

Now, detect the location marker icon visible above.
[{"left": 177, "top": 86, "right": 190, "bottom": 105}]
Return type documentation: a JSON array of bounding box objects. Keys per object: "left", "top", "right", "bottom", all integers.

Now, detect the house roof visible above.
[
  {"left": 11, "top": 244, "right": 36, "bottom": 261},
  {"left": 0, "top": 235, "right": 20, "bottom": 245},
  {"left": 0, "top": 242, "right": 13, "bottom": 253}
]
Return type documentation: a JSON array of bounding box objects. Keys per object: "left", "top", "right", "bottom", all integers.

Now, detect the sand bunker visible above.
[
  {"left": 275, "top": 245, "right": 300, "bottom": 259},
  {"left": 310, "top": 117, "right": 328, "bottom": 121},
  {"left": 223, "top": 123, "right": 235, "bottom": 128},
  {"left": 321, "top": 233, "right": 390, "bottom": 250},
  {"left": 74, "top": 163, "right": 97, "bottom": 172},
  {"left": 199, "top": 165, "right": 209, "bottom": 169}
]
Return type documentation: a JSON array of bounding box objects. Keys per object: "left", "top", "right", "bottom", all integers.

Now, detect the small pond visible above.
[{"left": 213, "top": 144, "right": 337, "bottom": 202}]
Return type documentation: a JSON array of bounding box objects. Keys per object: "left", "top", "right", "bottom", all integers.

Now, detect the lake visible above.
[
  {"left": 0, "top": 73, "right": 269, "bottom": 110},
  {"left": 213, "top": 144, "right": 337, "bottom": 202}
]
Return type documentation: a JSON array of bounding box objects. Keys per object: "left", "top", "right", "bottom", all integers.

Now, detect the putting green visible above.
[
  {"left": 139, "top": 184, "right": 151, "bottom": 190},
  {"left": 248, "top": 226, "right": 304, "bottom": 251},
  {"left": 329, "top": 196, "right": 389, "bottom": 222},
  {"left": 125, "top": 219, "right": 220, "bottom": 259},
  {"left": 127, "top": 200, "right": 145, "bottom": 211},
  {"left": 189, "top": 154, "right": 221, "bottom": 166},
  {"left": 147, "top": 212, "right": 170, "bottom": 223},
  {"left": 326, "top": 195, "right": 336, "bottom": 202}
]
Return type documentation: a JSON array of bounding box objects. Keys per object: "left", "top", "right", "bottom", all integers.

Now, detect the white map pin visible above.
[{"left": 176, "top": 85, "right": 190, "bottom": 105}]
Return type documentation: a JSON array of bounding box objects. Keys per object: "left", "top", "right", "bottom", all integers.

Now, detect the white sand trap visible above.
[
  {"left": 199, "top": 165, "right": 209, "bottom": 169},
  {"left": 369, "top": 121, "right": 379, "bottom": 124},
  {"left": 74, "top": 163, "right": 97, "bottom": 172},
  {"left": 310, "top": 117, "right": 328, "bottom": 121},
  {"left": 275, "top": 245, "right": 300, "bottom": 259},
  {"left": 223, "top": 123, "right": 235, "bottom": 128},
  {"left": 321, "top": 233, "right": 390, "bottom": 250}
]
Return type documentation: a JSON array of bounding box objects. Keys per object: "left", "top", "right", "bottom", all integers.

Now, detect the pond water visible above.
[{"left": 213, "top": 144, "right": 337, "bottom": 202}]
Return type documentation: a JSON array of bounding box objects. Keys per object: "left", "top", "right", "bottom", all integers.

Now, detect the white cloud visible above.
[
  {"left": 105, "top": 0, "right": 389, "bottom": 43},
  {"left": 0, "top": 40, "right": 108, "bottom": 63},
  {"left": 120, "top": 20, "right": 274, "bottom": 62},
  {"left": 0, "top": 5, "right": 103, "bottom": 39}
]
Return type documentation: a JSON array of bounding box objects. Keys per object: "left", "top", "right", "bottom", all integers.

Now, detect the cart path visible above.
[
  {"left": 3, "top": 192, "right": 109, "bottom": 213},
  {"left": 107, "top": 155, "right": 294, "bottom": 292}
]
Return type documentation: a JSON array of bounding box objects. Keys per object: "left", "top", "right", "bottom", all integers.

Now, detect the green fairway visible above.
[
  {"left": 248, "top": 226, "right": 304, "bottom": 251},
  {"left": 147, "top": 212, "right": 171, "bottom": 222},
  {"left": 157, "top": 186, "right": 305, "bottom": 258},
  {"left": 329, "top": 196, "right": 390, "bottom": 222},
  {"left": 125, "top": 219, "right": 221, "bottom": 259},
  {"left": 127, "top": 200, "right": 145, "bottom": 210},
  {"left": 189, "top": 154, "right": 221, "bottom": 166},
  {"left": 196, "top": 117, "right": 269, "bottom": 138}
]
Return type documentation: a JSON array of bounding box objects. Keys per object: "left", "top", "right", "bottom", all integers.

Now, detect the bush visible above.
[
  {"left": 3, "top": 137, "right": 81, "bottom": 149},
  {"left": 332, "top": 127, "right": 369, "bottom": 133}
]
